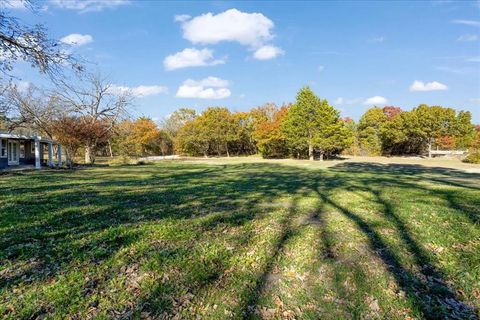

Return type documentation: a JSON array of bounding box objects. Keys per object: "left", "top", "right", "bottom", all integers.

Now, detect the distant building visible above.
[{"left": 0, "top": 132, "right": 62, "bottom": 170}]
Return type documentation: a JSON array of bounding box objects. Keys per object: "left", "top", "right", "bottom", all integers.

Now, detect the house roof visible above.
[{"left": 0, "top": 132, "right": 57, "bottom": 143}]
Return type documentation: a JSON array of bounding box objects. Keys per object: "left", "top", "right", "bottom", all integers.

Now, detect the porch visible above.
[{"left": 0, "top": 133, "right": 62, "bottom": 170}]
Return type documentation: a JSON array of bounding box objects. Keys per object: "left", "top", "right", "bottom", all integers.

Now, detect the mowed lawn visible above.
[{"left": 1, "top": 160, "right": 479, "bottom": 319}]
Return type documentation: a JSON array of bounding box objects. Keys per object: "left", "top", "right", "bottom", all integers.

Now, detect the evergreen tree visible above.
[{"left": 283, "top": 86, "right": 351, "bottom": 160}]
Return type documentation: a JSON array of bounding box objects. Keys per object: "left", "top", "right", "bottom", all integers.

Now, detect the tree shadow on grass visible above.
[
  {"left": 0, "top": 163, "right": 318, "bottom": 318},
  {"left": 0, "top": 161, "right": 478, "bottom": 318},
  {"left": 331, "top": 162, "right": 480, "bottom": 225},
  {"left": 313, "top": 163, "right": 479, "bottom": 319}
]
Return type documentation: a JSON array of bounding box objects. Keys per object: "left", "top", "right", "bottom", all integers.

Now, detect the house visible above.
[{"left": 0, "top": 132, "right": 62, "bottom": 170}]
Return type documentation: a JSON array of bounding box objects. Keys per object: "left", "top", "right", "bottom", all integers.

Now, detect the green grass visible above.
[{"left": 1, "top": 160, "right": 479, "bottom": 319}]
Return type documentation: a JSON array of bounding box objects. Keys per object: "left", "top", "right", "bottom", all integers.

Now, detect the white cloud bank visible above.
[
  {"left": 174, "top": 14, "right": 191, "bottom": 22},
  {"left": 164, "top": 48, "right": 225, "bottom": 71},
  {"left": 60, "top": 33, "right": 93, "bottom": 46},
  {"left": 179, "top": 8, "right": 274, "bottom": 46},
  {"left": 253, "top": 45, "right": 284, "bottom": 60},
  {"left": 363, "top": 96, "right": 388, "bottom": 105},
  {"left": 334, "top": 97, "right": 362, "bottom": 105},
  {"left": 469, "top": 98, "right": 480, "bottom": 104},
  {"left": 175, "top": 8, "right": 283, "bottom": 60},
  {"left": 368, "top": 36, "right": 385, "bottom": 43},
  {"left": 176, "top": 76, "right": 231, "bottom": 99},
  {"left": 409, "top": 80, "right": 448, "bottom": 92},
  {"left": 50, "top": 0, "right": 129, "bottom": 12},
  {"left": 457, "top": 34, "right": 478, "bottom": 41},
  {"left": 451, "top": 19, "right": 480, "bottom": 27},
  {"left": 109, "top": 85, "right": 168, "bottom": 97}
]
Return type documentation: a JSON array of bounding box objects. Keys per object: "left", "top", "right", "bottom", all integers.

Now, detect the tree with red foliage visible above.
[{"left": 382, "top": 106, "right": 402, "bottom": 120}]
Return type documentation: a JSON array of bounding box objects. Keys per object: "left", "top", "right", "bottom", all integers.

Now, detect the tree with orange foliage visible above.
[
  {"left": 131, "top": 117, "right": 161, "bottom": 156},
  {"left": 253, "top": 104, "right": 290, "bottom": 158}
]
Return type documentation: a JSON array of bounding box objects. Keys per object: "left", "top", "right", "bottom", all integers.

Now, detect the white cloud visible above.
[
  {"left": 60, "top": 33, "right": 93, "bottom": 46},
  {"left": 109, "top": 84, "right": 168, "bottom": 97},
  {"left": 253, "top": 45, "right": 284, "bottom": 60},
  {"left": 363, "top": 96, "right": 388, "bottom": 105},
  {"left": 334, "top": 97, "right": 363, "bottom": 105},
  {"left": 457, "top": 34, "right": 478, "bottom": 41},
  {"left": 467, "top": 56, "right": 480, "bottom": 62},
  {"left": 334, "top": 97, "right": 344, "bottom": 105},
  {"left": 409, "top": 80, "right": 448, "bottom": 92},
  {"left": 434, "top": 66, "right": 471, "bottom": 74},
  {"left": 451, "top": 19, "right": 480, "bottom": 27},
  {"left": 176, "top": 76, "right": 231, "bottom": 99},
  {"left": 180, "top": 9, "right": 274, "bottom": 47},
  {"left": 318, "top": 65, "right": 325, "bottom": 72},
  {"left": 368, "top": 36, "right": 385, "bottom": 43},
  {"left": 184, "top": 76, "right": 230, "bottom": 87},
  {"left": 163, "top": 48, "right": 225, "bottom": 71},
  {"left": 469, "top": 98, "right": 480, "bottom": 104},
  {"left": 50, "top": 0, "right": 129, "bottom": 12},
  {"left": 174, "top": 14, "right": 191, "bottom": 22}
]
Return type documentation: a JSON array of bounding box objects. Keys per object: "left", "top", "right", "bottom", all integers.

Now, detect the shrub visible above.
[{"left": 463, "top": 152, "right": 480, "bottom": 164}]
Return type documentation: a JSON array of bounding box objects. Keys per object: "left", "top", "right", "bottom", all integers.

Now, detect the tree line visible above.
[
  {"left": 168, "top": 86, "right": 479, "bottom": 162},
  {"left": 2, "top": 83, "right": 479, "bottom": 165}
]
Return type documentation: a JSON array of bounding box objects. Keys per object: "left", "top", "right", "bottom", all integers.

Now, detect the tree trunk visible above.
[
  {"left": 108, "top": 140, "right": 113, "bottom": 158},
  {"left": 203, "top": 152, "right": 208, "bottom": 158},
  {"left": 66, "top": 148, "right": 72, "bottom": 168},
  {"left": 225, "top": 143, "right": 230, "bottom": 158},
  {"left": 428, "top": 140, "right": 432, "bottom": 158},
  {"left": 308, "top": 143, "right": 314, "bottom": 161},
  {"left": 85, "top": 144, "right": 96, "bottom": 164},
  {"left": 319, "top": 152, "right": 324, "bottom": 161},
  {"left": 85, "top": 145, "right": 92, "bottom": 164}
]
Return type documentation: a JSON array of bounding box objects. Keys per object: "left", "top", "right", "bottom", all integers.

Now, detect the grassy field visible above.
[{"left": 1, "top": 159, "right": 479, "bottom": 319}]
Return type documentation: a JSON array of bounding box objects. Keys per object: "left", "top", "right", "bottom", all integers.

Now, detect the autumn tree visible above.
[
  {"left": 130, "top": 117, "right": 161, "bottom": 156},
  {"left": 50, "top": 116, "right": 86, "bottom": 167},
  {"left": 110, "top": 120, "right": 136, "bottom": 157},
  {"left": 382, "top": 106, "right": 402, "bottom": 120},
  {"left": 161, "top": 108, "right": 197, "bottom": 138},
  {"left": 54, "top": 74, "right": 132, "bottom": 164},
  {"left": 464, "top": 125, "right": 480, "bottom": 164},
  {"left": 253, "top": 104, "right": 289, "bottom": 158},
  {"left": 175, "top": 117, "right": 209, "bottom": 157},
  {"left": 158, "top": 129, "right": 173, "bottom": 157}
]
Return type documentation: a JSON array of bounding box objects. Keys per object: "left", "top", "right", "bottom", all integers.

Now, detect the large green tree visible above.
[
  {"left": 282, "top": 86, "right": 351, "bottom": 160},
  {"left": 357, "top": 107, "right": 388, "bottom": 155},
  {"left": 412, "top": 105, "right": 456, "bottom": 157},
  {"left": 453, "top": 111, "right": 475, "bottom": 150}
]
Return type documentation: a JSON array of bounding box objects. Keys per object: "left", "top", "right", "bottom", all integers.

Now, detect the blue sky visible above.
[{"left": 9, "top": 0, "right": 480, "bottom": 123}]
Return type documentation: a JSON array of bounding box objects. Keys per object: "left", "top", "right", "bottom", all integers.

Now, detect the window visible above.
[
  {"left": 31, "top": 141, "right": 35, "bottom": 153},
  {"left": 0, "top": 139, "right": 6, "bottom": 158},
  {"left": 20, "top": 142, "right": 25, "bottom": 158}
]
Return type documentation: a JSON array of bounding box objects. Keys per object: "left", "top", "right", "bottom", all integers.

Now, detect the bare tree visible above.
[
  {"left": 0, "top": 0, "right": 81, "bottom": 77},
  {"left": 0, "top": 0, "right": 82, "bottom": 112},
  {"left": 54, "top": 74, "right": 132, "bottom": 164},
  {"left": 4, "top": 84, "right": 60, "bottom": 137}
]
